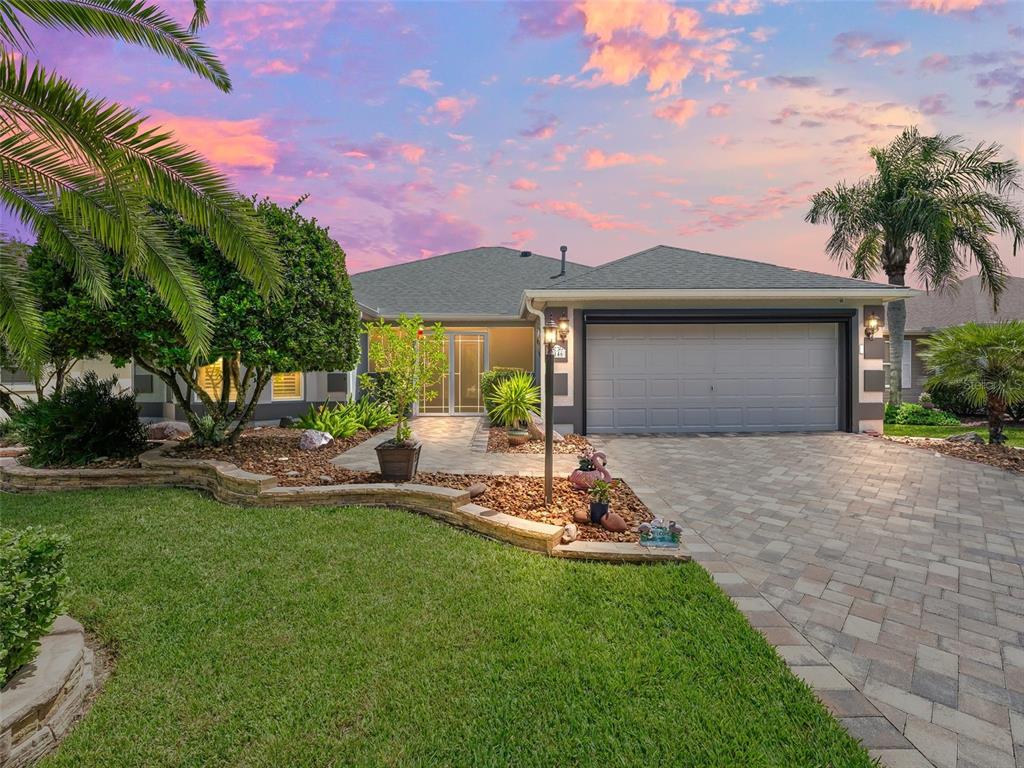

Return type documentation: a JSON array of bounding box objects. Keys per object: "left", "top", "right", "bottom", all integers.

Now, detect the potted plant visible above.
[
  {"left": 569, "top": 450, "right": 611, "bottom": 490},
  {"left": 361, "top": 315, "right": 448, "bottom": 481},
  {"left": 588, "top": 479, "right": 612, "bottom": 524},
  {"left": 488, "top": 371, "right": 540, "bottom": 446}
]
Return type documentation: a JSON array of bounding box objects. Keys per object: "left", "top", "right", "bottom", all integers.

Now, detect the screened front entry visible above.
[{"left": 419, "top": 332, "right": 488, "bottom": 415}]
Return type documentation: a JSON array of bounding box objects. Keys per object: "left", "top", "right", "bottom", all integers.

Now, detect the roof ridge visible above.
[
  {"left": 547, "top": 245, "right": 662, "bottom": 287},
  {"left": 352, "top": 245, "right": 581, "bottom": 277}
]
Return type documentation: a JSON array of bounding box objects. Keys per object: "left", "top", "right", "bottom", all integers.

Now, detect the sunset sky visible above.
[{"left": 27, "top": 0, "right": 1024, "bottom": 281}]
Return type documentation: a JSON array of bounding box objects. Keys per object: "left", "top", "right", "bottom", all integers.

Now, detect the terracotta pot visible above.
[
  {"left": 375, "top": 440, "right": 421, "bottom": 481},
  {"left": 506, "top": 428, "right": 530, "bottom": 446}
]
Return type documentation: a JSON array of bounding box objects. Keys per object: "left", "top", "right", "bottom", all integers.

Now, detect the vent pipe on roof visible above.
[
  {"left": 520, "top": 250, "right": 531, "bottom": 258},
  {"left": 553, "top": 245, "right": 567, "bottom": 278}
]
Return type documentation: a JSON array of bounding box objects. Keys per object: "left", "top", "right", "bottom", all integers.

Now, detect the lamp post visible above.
[{"left": 543, "top": 315, "right": 570, "bottom": 506}]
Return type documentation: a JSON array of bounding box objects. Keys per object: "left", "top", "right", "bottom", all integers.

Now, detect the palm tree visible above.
[
  {"left": 0, "top": 0, "right": 281, "bottom": 363},
  {"left": 806, "top": 128, "right": 1023, "bottom": 404},
  {"left": 918, "top": 321, "right": 1024, "bottom": 445}
]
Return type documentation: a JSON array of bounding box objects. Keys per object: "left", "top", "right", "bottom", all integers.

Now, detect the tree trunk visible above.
[
  {"left": 987, "top": 394, "right": 1007, "bottom": 445},
  {"left": 885, "top": 266, "right": 908, "bottom": 407}
]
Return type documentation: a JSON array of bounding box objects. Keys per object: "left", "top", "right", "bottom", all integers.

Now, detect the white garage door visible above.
[{"left": 586, "top": 323, "right": 839, "bottom": 434}]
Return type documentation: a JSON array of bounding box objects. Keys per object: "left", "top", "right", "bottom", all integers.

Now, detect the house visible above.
[
  {"left": 882, "top": 274, "right": 1024, "bottom": 400},
  {"left": 351, "top": 244, "right": 912, "bottom": 435}
]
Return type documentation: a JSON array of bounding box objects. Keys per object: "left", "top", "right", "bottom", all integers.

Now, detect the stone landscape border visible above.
[
  {"left": 1, "top": 616, "right": 94, "bottom": 768},
  {"left": 0, "top": 444, "right": 688, "bottom": 564}
]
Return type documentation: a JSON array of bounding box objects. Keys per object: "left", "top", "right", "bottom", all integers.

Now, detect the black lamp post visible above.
[{"left": 543, "top": 315, "right": 570, "bottom": 506}]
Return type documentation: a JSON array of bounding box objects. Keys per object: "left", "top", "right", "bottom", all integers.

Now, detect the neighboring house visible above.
[
  {"left": 882, "top": 275, "right": 1024, "bottom": 400},
  {"left": 351, "top": 244, "right": 911, "bottom": 435}
]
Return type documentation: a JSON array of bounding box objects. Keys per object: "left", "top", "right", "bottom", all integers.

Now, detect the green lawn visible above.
[
  {"left": 6, "top": 489, "right": 873, "bottom": 768},
  {"left": 884, "top": 423, "right": 1024, "bottom": 447}
]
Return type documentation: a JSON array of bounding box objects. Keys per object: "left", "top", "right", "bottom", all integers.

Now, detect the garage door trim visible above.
[{"left": 579, "top": 308, "right": 856, "bottom": 434}]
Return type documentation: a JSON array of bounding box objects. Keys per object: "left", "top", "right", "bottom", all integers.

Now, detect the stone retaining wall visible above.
[
  {"left": 0, "top": 445, "right": 688, "bottom": 563},
  {"left": 0, "top": 616, "right": 94, "bottom": 768}
]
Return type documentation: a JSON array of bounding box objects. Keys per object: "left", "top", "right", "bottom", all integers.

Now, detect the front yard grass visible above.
[
  {"left": 884, "top": 423, "right": 1024, "bottom": 447},
  {"left": 5, "top": 488, "right": 873, "bottom": 767}
]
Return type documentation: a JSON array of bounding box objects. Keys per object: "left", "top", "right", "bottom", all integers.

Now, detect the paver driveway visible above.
[{"left": 604, "top": 432, "right": 1024, "bottom": 768}]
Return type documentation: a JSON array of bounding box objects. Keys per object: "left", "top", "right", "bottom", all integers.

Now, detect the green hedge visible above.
[
  {"left": 884, "top": 402, "right": 961, "bottom": 426},
  {"left": 1, "top": 527, "right": 68, "bottom": 685}
]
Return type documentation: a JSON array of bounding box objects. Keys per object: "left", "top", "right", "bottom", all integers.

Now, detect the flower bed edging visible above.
[
  {"left": 1, "top": 445, "right": 689, "bottom": 563},
  {"left": 1, "top": 616, "right": 94, "bottom": 768}
]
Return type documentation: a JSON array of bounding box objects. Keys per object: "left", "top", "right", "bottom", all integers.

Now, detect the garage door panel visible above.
[{"left": 587, "top": 322, "right": 839, "bottom": 433}]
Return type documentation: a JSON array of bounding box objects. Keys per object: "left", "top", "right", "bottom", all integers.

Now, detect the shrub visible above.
[
  {"left": 1, "top": 527, "right": 69, "bottom": 685},
  {"left": 884, "top": 402, "right": 960, "bottom": 426},
  {"left": 926, "top": 382, "right": 985, "bottom": 418},
  {"left": 481, "top": 368, "right": 525, "bottom": 419},
  {"left": 10, "top": 372, "right": 147, "bottom": 466},
  {"left": 296, "top": 399, "right": 396, "bottom": 439},
  {"left": 488, "top": 371, "right": 540, "bottom": 430}
]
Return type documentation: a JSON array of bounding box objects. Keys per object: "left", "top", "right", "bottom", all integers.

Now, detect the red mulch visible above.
[
  {"left": 486, "top": 426, "right": 592, "bottom": 454},
  {"left": 172, "top": 427, "right": 384, "bottom": 486},
  {"left": 883, "top": 436, "right": 1024, "bottom": 474},
  {"left": 415, "top": 473, "right": 651, "bottom": 542},
  {"left": 170, "top": 427, "right": 650, "bottom": 541}
]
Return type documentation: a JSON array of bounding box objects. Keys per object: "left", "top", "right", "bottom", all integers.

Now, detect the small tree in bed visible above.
[{"left": 362, "top": 315, "right": 446, "bottom": 445}]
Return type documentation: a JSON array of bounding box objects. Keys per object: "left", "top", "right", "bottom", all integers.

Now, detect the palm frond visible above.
[
  {"left": 0, "top": 237, "right": 45, "bottom": 362},
  {"left": 188, "top": 0, "right": 207, "bottom": 33},
  {"left": 3, "top": 0, "right": 230, "bottom": 91}
]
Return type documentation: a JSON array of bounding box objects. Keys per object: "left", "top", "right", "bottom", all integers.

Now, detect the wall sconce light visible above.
[
  {"left": 864, "top": 312, "right": 880, "bottom": 339},
  {"left": 543, "top": 319, "right": 558, "bottom": 350},
  {"left": 557, "top": 314, "right": 570, "bottom": 343}
]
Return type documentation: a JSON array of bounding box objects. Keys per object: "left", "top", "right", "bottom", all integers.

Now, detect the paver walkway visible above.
[
  {"left": 604, "top": 432, "right": 1024, "bottom": 768},
  {"left": 334, "top": 416, "right": 580, "bottom": 476}
]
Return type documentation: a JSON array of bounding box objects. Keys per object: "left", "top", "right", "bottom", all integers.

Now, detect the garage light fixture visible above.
[{"left": 864, "top": 312, "right": 880, "bottom": 340}]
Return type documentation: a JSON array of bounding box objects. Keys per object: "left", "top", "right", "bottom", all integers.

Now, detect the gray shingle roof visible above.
[
  {"left": 350, "top": 246, "right": 589, "bottom": 317},
  {"left": 904, "top": 275, "right": 1024, "bottom": 332},
  {"left": 539, "top": 245, "right": 906, "bottom": 292}
]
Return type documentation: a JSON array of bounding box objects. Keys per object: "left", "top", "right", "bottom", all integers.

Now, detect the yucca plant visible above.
[
  {"left": 918, "top": 321, "right": 1024, "bottom": 445},
  {"left": 488, "top": 371, "right": 540, "bottom": 431},
  {"left": 0, "top": 0, "right": 281, "bottom": 364}
]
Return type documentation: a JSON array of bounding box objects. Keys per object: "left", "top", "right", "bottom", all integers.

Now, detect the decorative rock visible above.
[
  {"left": 527, "top": 413, "right": 564, "bottom": 442},
  {"left": 298, "top": 429, "right": 333, "bottom": 450},
  {"left": 561, "top": 523, "right": 578, "bottom": 544},
  {"left": 147, "top": 420, "right": 191, "bottom": 441},
  {"left": 572, "top": 508, "right": 590, "bottom": 525},
  {"left": 601, "top": 511, "right": 627, "bottom": 533},
  {"left": 285, "top": 470, "right": 300, "bottom": 477},
  {"left": 317, "top": 475, "right": 333, "bottom": 483},
  {"left": 947, "top": 431, "right": 984, "bottom": 444},
  {"left": 279, "top": 416, "right": 295, "bottom": 428},
  {"left": 467, "top": 482, "right": 488, "bottom": 498}
]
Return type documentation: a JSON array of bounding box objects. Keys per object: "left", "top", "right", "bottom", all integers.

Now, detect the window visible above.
[
  {"left": 196, "top": 359, "right": 237, "bottom": 401},
  {"left": 272, "top": 372, "right": 303, "bottom": 400},
  {"left": 902, "top": 340, "right": 913, "bottom": 389}
]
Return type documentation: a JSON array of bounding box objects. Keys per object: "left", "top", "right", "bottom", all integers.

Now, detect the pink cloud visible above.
[
  {"left": 423, "top": 95, "right": 477, "bottom": 125},
  {"left": 390, "top": 209, "right": 483, "bottom": 259},
  {"left": 833, "top": 32, "right": 910, "bottom": 59},
  {"left": 520, "top": 113, "right": 558, "bottom": 140},
  {"left": 707, "top": 0, "right": 762, "bottom": 15},
  {"left": 526, "top": 199, "right": 645, "bottom": 231},
  {"left": 654, "top": 98, "right": 699, "bottom": 126},
  {"left": 148, "top": 111, "right": 277, "bottom": 172},
  {"left": 511, "top": 1, "right": 585, "bottom": 39},
  {"left": 920, "top": 53, "right": 954, "bottom": 72},
  {"left": 583, "top": 149, "right": 666, "bottom": 169},
  {"left": 510, "top": 178, "right": 539, "bottom": 191},
  {"left": 904, "top": 0, "right": 987, "bottom": 12},
  {"left": 251, "top": 59, "right": 299, "bottom": 76},
  {"left": 749, "top": 27, "right": 775, "bottom": 42},
  {"left": 505, "top": 228, "right": 536, "bottom": 248},
  {"left": 335, "top": 137, "right": 427, "bottom": 166},
  {"left": 737, "top": 78, "right": 759, "bottom": 91},
  {"left": 708, "top": 134, "right": 738, "bottom": 147},
  {"left": 397, "top": 143, "right": 426, "bottom": 164},
  {"left": 706, "top": 102, "right": 732, "bottom": 117},
  {"left": 766, "top": 75, "right": 820, "bottom": 88},
  {"left": 918, "top": 93, "right": 951, "bottom": 114},
  {"left": 399, "top": 68, "right": 441, "bottom": 93},
  {"left": 678, "top": 182, "right": 815, "bottom": 235}
]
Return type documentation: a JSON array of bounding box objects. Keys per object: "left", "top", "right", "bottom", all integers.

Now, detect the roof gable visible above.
[
  {"left": 539, "top": 245, "right": 905, "bottom": 292},
  {"left": 351, "top": 246, "right": 589, "bottom": 317}
]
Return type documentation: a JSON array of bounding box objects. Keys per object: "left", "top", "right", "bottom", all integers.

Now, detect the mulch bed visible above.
[
  {"left": 486, "top": 426, "right": 592, "bottom": 454},
  {"left": 415, "top": 473, "right": 651, "bottom": 542},
  {"left": 169, "top": 427, "right": 650, "bottom": 541},
  {"left": 172, "top": 427, "right": 384, "bottom": 486},
  {"left": 884, "top": 436, "right": 1024, "bottom": 474}
]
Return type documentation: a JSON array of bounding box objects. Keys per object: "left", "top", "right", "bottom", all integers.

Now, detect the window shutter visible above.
[
  {"left": 901, "top": 340, "right": 912, "bottom": 389},
  {"left": 272, "top": 372, "right": 303, "bottom": 400},
  {"left": 197, "top": 359, "right": 237, "bottom": 401}
]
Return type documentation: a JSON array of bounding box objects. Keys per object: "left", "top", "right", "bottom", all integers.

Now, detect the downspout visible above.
[{"left": 524, "top": 294, "right": 547, "bottom": 405}]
